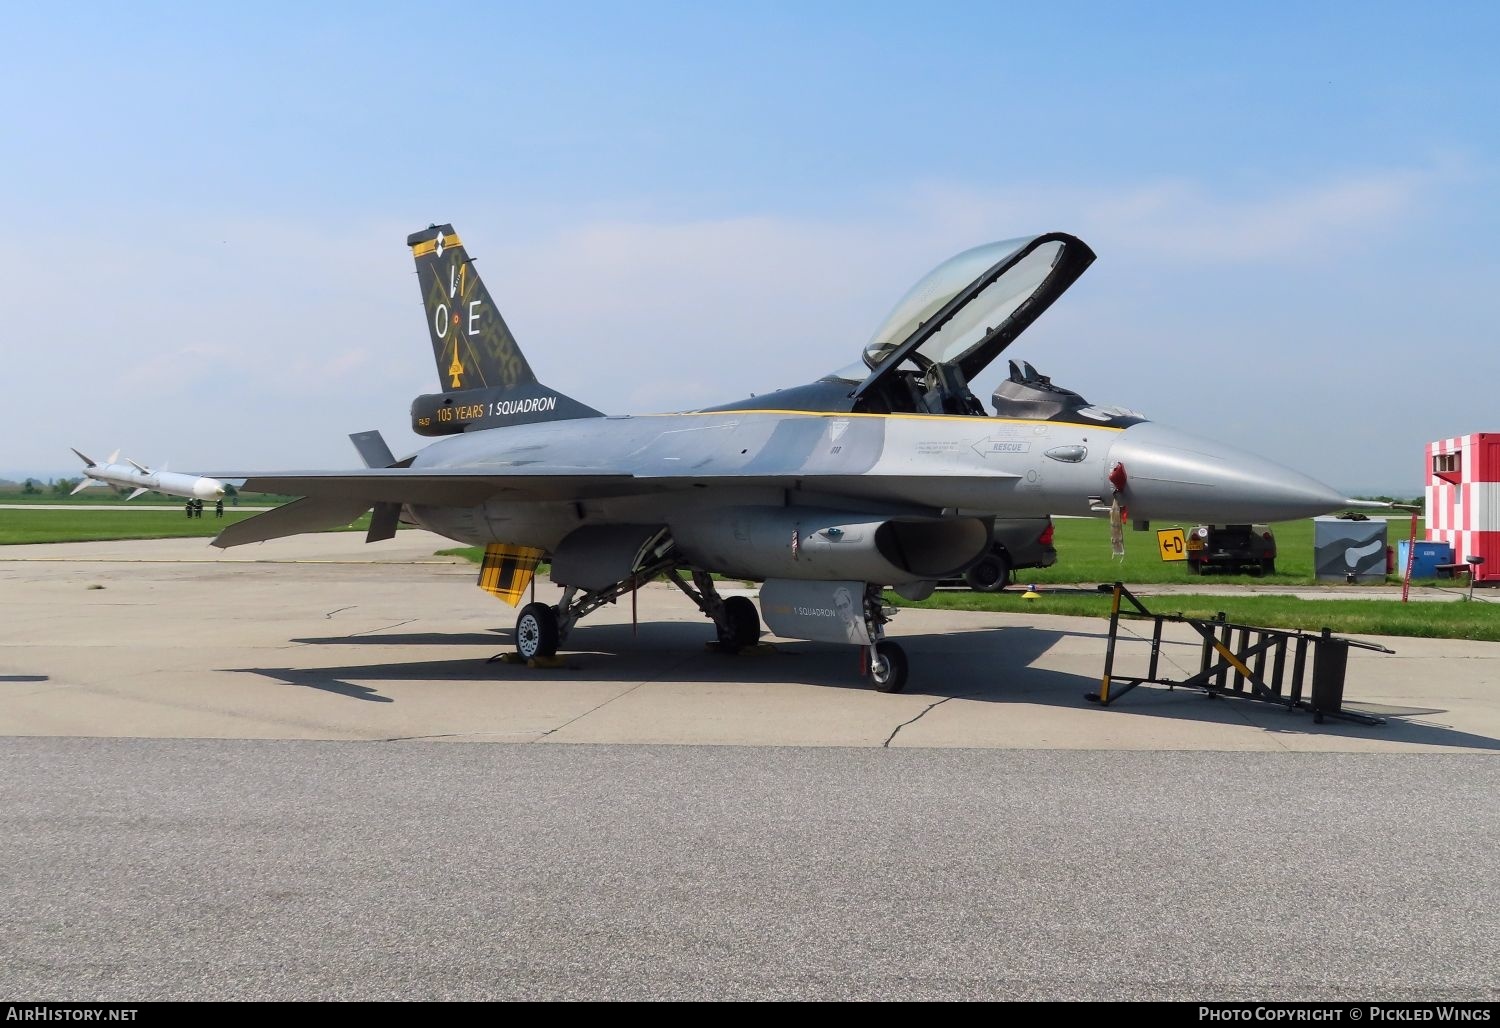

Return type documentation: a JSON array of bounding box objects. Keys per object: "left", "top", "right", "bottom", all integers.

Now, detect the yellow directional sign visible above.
[{"left": 1157, "top": 528, "right": 1187, "bottom": 562}]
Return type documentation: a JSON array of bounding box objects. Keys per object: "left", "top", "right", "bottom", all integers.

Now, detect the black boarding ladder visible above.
[{"left": 1088, "top": 583, "right": 1390, "bottom": 725}]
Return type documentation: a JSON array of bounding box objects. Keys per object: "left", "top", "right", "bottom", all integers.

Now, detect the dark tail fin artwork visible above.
[
  {"left": 408, "top": 224, "right": 537, "bottom": 391},
  {"left": 406, "top": 224, "right": 601, "bottom": 432}
]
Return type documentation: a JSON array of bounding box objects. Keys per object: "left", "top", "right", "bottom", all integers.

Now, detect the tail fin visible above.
[
  {"left": 406, "top": 224, "right": 603, "bottom": 432},
  {"left": 70, "top": 448, "right": 100, "bottom": 492},
  {"left": 407, "top": 224, "right": 538, "bottom": 392}
]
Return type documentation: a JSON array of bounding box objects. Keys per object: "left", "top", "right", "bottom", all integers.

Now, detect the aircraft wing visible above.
[
  {"left": 204, "top": 464, "right": 1023, "bottom": 548},
  {"left": 206, "top": 467, "right": 636, "bottom": 507},
  {"left": 212, "top": 466, "right": 1020, "bottom": 509}
]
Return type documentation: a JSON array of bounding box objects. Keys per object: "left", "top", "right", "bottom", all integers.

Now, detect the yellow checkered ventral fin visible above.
[{"left": 477, "top": 544, "right": 545, "bottom": 606}]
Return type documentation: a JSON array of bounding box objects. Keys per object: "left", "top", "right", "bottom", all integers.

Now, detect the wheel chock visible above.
[
  {"left": 490, "top": 652, "right": 568, "bottom": 668},
  {"left": 704, "top": 641, "right": 777, "bottom": 655}
]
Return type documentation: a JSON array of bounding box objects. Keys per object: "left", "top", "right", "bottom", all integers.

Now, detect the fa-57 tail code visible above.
[{"left": 406, "top": 224, "right": 600, "bottom": 436}]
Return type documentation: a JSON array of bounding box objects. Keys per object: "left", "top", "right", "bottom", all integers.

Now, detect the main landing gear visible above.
[
  {"left": 505, "top": 563, "right": 909, "bottom": 694},
  {"left": 514, "top": 602, "right": 560, "bottom": 660},
  {"left": 506, "top": 558, "right": 766, "bottom": 663},
  {"left": 665, "top": 570, "right": 762, "bottom": 653}
]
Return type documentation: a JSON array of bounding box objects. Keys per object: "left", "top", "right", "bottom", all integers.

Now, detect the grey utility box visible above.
[{"left": 1313, "top": 516, "right": 1388, "bottom": 584}]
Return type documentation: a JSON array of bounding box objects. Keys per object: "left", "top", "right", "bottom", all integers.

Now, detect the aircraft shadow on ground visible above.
[
  {"left": 233, "top": 621, "right": 1499, "bottom": 750},
  {"left": 291, "top": 631, "right": 508, "bottom": 647}
]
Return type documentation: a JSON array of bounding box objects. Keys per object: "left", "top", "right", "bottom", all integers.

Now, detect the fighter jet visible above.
[
  {"left": 70, "top": 449, "right": 226, "bottom": 502},
  {"left": 202, "top": 225, "right": 1368, "bottom": 692}
]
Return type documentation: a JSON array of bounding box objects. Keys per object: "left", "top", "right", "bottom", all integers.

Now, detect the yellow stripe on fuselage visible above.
[
  {"left": 410, "top": 234, "right": 464, "bottom": 258},
  {"left": 672, "top": 408, "right": 1129, "bottom": 431}
]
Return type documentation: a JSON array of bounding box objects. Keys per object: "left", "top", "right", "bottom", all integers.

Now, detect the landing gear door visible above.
[
  {"left": 550, "top": 525, "right": 670, "bottom": 591},
  {"left": 852, "top": 233, "right": 1095, "bottom": 410}
]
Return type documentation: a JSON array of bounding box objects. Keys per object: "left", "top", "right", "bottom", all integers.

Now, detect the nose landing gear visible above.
[
  {"left": 859, "top": 586, "right": 908, "bottom": 693},
  {"left": 868, "top": 639, "right": 908, "bottom": 693}
]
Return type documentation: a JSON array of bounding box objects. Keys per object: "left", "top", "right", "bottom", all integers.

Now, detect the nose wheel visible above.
[{"left": 868, "top": 640, "right": 908, "bottom": 693}]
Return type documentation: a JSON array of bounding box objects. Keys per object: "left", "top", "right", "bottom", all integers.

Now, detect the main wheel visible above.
[
  {"left": 964, "top": 552, "right": 1011, "bottom": 592},
  {"left": 515, "top": 602, "right": 559, "bottom": 660},
  {"left": 1261, "top": 558, "right": 1276, "bottom": 576},
  {"left": 869, "top": 640, "right": 909, "bottom": 693},
  {"left": 716, "top": 595, "right": 761, "bottom": 652}
]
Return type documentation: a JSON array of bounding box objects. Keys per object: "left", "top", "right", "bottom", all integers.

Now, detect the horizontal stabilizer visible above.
[
  {"left": 211, "top": 496, "right": 373, "bottom": 548},
  {"left": 70, "top": 479, "right": 94, "bottom": 495},
  {"left": 126, "top": 488, "right": 148, "bottom": 501},
  {"left": 71, "top": 448, "right": 96, "bottom": 468}
]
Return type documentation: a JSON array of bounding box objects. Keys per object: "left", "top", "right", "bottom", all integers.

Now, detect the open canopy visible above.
[{"left": 852, "top": 233, "right": 1095, "bottom": 412}]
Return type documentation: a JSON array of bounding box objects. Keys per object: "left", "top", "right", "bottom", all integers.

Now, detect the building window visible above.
[{"left": 1433, "top": 453, "right": 1462, "bottom": 484}]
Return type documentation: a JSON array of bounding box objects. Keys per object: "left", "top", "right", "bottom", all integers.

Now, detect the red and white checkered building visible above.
[{"left": 1426, "top": 433, "right": 1500, "bottom": 583}]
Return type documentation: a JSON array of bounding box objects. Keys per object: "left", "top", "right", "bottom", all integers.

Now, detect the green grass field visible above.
[
  {"left": 910, "top": 515, "right": 1494, "bottom": 641},
  {"left": 1025, "top": 515, "right": 1434, "bottom": 587},
  {"left": 884, "top": 515, "right": 1499, "bottom": 640},
  {"left": 0, "top": 508, "right": 370, "bottom": 544},
  {"left": 0, "top": 494, "right": 192, "bottom": 506},
  {"left": 0, "top": 492, "right": 300, "bottom": 506},
  {"left": 886, "top": 587, "right": 1500, "bottom": 642}
]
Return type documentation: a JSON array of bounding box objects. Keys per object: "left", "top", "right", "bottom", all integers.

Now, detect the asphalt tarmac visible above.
[{"left": 2, "top": 532, "right": 1497, "bottom": 1000}]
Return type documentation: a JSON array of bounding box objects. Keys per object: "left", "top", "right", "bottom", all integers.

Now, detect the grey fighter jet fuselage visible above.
[{"left": 198, "top": 225, "right": 1367, "bottom": 692}]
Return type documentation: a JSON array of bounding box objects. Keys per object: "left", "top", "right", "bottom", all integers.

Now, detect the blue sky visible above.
[{"left": 3, "top": 3, "right": 1496, "bottom": 491}]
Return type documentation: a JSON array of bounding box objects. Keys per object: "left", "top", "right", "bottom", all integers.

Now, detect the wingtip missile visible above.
[{"left": 68, "top": 450, "right": 227, "bottom": 502}]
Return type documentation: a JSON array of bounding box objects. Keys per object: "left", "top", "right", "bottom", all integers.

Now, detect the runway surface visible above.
[
  {"left": 2, "top": 533, "right": 1497, "bottom": 1000},
  {"left": 4, "top": 739, "right": 1496, "bottom": 1001}
]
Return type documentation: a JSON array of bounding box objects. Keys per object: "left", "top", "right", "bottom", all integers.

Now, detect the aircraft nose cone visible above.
[{"left": 1107, "top": 422, "right": 1350, "bottom": 523}]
